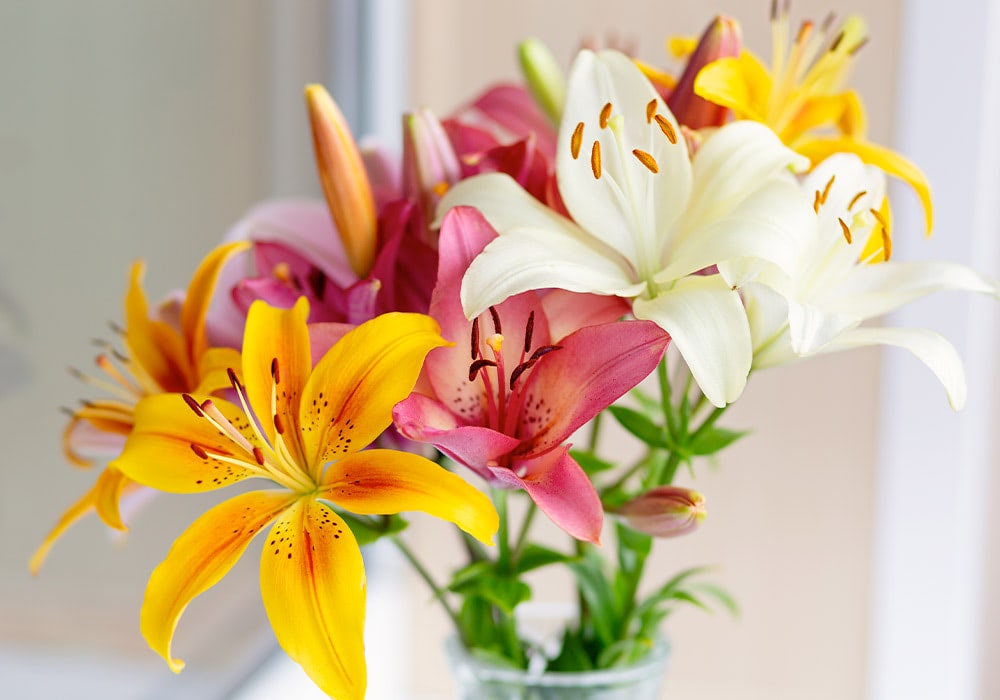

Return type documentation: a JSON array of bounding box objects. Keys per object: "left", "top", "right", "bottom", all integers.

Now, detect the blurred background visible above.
[{"left": 1, "top": 1, "right": 997, "bottom": 698}]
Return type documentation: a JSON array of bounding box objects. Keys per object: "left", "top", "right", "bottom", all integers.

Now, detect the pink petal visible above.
[
  {"left": 518, "top": 320, "right": 670, "bottom": 454},
  {"left": 393, "top": 393, "right": 520, "bottom": 481},
  {"left": 489, "top": 447, "right": 603, "bottom": 543},
  {"left": 361, "top": 141, "right": 402, "bottom": 209},
  {"left": 540, "top": 290, "right": 629, "bottom": 342},
  {"left": 467, "top": 84, "right": 557, "bottom": 158},
  {"left": 462, "top": 137, "right": 552, "bottom": 203},
  {"left": 307, "top": 322, "right": 354, "bottom": 365}
]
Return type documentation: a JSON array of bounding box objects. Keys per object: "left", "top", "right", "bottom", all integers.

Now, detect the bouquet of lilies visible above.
[{"left": 33, "top": 7, "right": 999, "bottom": 700}]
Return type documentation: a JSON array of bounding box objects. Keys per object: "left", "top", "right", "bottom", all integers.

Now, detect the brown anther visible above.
[
  {"left": 488, "top": 306, "right": 502, "bottom": 335},
  {"left": 838, "top": 217, "right": 853, "bottom": 244},
  {"left": 848, "top": 191, "right": 867, "bottom": 210},
  {"left": 821, "top": 175, "right": 836, "bottom": 204},
  {"left": 227, "top": 367, "right": 242, "bottom": 391},
  {"left": 67, "top": 366, "right": 85, "bottom": 380},
  {"left": 529, "top": 344, "right": 562, "bottom": 362},
  {"left": 770, "top": 0, "right": 779, "bottom": 20},
  {"left": 869, "top": 208, "right": 889, "bottom": 229},
  {"left": 274, "top": 413, "right": 285, "bottom": 435},
  {"left": 654, "top": 114, "right": 677, "bottom": 144},
  {"left": 470, "top": 317, "right": 480, "bottom": 360},
  {"left": 599, "top": 102, "right": 613, "bottom": 129},
  {"left": 633, "top": 148, "right": 659, "bottom": 173},
  {"left": 509, "top": 360, "right": 537, "bottom": 390},
  {"left": 253, "top": 446, "right": 266, "bottom": 466},
  {"left": 190, "top": 443, "right": 209, "bottom": 460},
  {"left": 524, "top": 311, "right": 535, "bottom": 354},
  {"left": 820, "top": 11, "right": 836, "bottom": 32},
  {"left": 95, "top": 354, "right": 112, "bottom": 370},
  {"left": 880, "top": 226, "right": 892, "bottom": 261},
  {"left": 830, "top": 30, "right": 845, "bottom": 53},
  {"left": 108, "top": 321, "right": 125, "bottom": 336},
  {"left": 270, "top": 358, "right": 280, "bottom": 384},
  {"left": 182, "top": 393, "right": 205, "bottom": 417},
  {"left": 646, "top": 99, "right": 658, "bottom": 123},
  {"left": 468, "top": 358, "right": 497, "bottom": 382},
  {"left": 849, "top": 37, "right": 869, "bottom": 55},
  {"left": 590, "top": 140, "right": 602, "bottom": 179},
  {"left": 571, "top": 122, "right": 585, "bottom": 159}
]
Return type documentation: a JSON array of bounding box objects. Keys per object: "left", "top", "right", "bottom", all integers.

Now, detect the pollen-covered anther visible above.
[
  {"left": 253, "top": 446, "right": 266, "bottom": 466},
  {"left": 273, "top": 413, "right": 286, "bottom": 435},
  {"left": 848, "top": 190, "right": 867, "bottom": 210},
  {"left": 273, "top": 262, "right": 293, "bottom": 285},
  {"left": 182, "top": 393, "right": 205, "bottom": 417},
  {"left": 838, "top": 217, "right": 853, "bottom": 244},
  {"left": 880, "top": 226, "right": 892, "bottom": 261},
  {"left": 653, "top": 114, "right": 677, "bottom": 144},
  {"left": 190, "top": 443, "right": 209, "bottom": 460},
  {"left": 632, "top": 148, "right": 659, "bottom": 173},
  {"left": 488, "top": 306, "right": 502, "bottom": 334},
  {"left": 530, "top": 344, "right": 562, "bottom": 361},
  {"left": 590, "top": 140, "right": 602, "bottom": 179},
  {"left": 821, "top": 174, "right": 835, "bottom": 204},
  {"left": 270, "top": 358, "right": 281, "bottom": 384},
  {"left": 571, "top": 122, "right": 584, "bottom": 159},
  {"left": 796, "top": 20, "right": 814, "bottom": 44},
  {"left": 599, "top": 102, "right": 613, "bottom": 129},
  {"left": 813, "top": 190, "right": 822, "bottom": 214},
  {"left": 645, "top": 98, "right": 657, "bottom": 123},
  {"left": 468, "top": 358, "right": 497, "bottom": 382},
  {"left": 432, "top": 181, "right": 450, "bottom": 197}
]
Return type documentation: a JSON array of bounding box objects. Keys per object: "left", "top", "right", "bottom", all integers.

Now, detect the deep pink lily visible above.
[{"left": 393, "top": 207, "right": 670, "bottom": 542}]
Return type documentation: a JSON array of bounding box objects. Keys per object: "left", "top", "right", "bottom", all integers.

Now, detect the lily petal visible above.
[
  {"left": 693, "top": 52, "right": 772, "bottom": 122},
  {"left": 31, "top": 485, "right": 99, "bottom": 574},
  {"left": 180, "top": 242, "right": 250, "bottom": 362},
  {"left": 321, "top": 449, "right": 498, "bottom": 545},
  {"left": 259, "top": 498, "right": 367, "bottom": 700},
  {"left": 299, "top": 312, "right": 447, "bottom": 477},
  {"left": 141, "top": 489, "right": 295, "bottom": 672},
  {"left": 125, "top": 261, "right": 189, "bottom": 392},
  {"left": 633, "top": 275, "right": 752, "bottom": 407},
  {"left": 540, "top": 290, "right": 629, "bottom": 342}
]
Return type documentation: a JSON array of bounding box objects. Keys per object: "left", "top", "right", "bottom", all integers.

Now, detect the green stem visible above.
[
  {"left": 391, "top": 535, "right": 461, "bottom": 631},
  {"left": 656, "top": 358, "right": 678, "bottom": 443},
  {"left": 588, "top": 411, "right": 604, "bottom": 452},
  {"left": 510, "top": 501, "right": 538, "bottom": 566},
  {"left": 690, "top": 405, "right": 726, "bottom": 443}
]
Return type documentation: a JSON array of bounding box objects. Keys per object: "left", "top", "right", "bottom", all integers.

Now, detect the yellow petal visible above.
[
  {"left": 112, "top": 394, "right": 260, "bottom": 494},
  {"left": 260, "top": 498, "right": 367, "bottom": 700},
  {"left": 796, "top": 136, "right": 933, "bottom": 235},
  {"left": 141, "top": 490, "right": 295, "bottom": 672},
  {"left": 321, "top": 449, "right": 498, "bottom": 545},
  {"left": 784, "top": 92, "right": 865, "bottom": 145},
  {"left": 299, "top": 312, "right": 448, "bottom": 478},
  {"left": 62, "top": 399, "right": 134, "bottom": 467},
  {"left": 180, "top": 241, "right": 250, "bottom": 362},
  {"left": 125, "top": 261, "right": 190, "bottom": 392},
  {"left": 305, "top": 84, "right": 377, "bottom": 278},
  {"left": 242, "top": 298, "right": 312, "bottom": 465},
  {"left": 194, "top": 347, "right": 243, "bottom": 395},
  {"left": 93, "top": 466, "right": 130, "bottom": 530},
  {"left": 31, "top": 484, "right": 98, "bottom": 574},
  {"left": 634, "top": 58, "right": 677, "bottom": 91},
  {"left": 694, "top": 51, "right": 772, "bottom": 122},
  {"left": 836, "top": 90, "right": 867, "bottom": 138},
  {"left": 668, "top": 35, "right": 698, "bottom": 58},
  {"left": 861, "top": 195, "right": 894, "bottom": 263}
]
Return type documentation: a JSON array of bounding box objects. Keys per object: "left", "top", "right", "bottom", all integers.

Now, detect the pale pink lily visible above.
[
  {"left": 738, "top": 154, "right": 1000, "bottom": 409},
  {"left": 439, "top": 49, "right": 815, "bottom": 407},
  {"left": 393, "top": 207, "right": 671, "bottom": 542}
]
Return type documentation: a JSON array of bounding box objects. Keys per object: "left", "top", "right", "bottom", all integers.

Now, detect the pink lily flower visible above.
[{"left": 393, "top": 207, "right": 671, "bottom": 542}]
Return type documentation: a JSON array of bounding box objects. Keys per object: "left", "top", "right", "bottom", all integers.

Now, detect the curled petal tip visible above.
[{"left": 305, "top": 84, "right": 377, "bottom": 277}]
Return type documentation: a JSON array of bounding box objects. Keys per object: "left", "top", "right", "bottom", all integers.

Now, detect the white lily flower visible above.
[
  {"left": 439, "top": 49, "right": 814, "bottom": 407},
  {"left": 739, "top": 153, "right": 1000, "bottom": 410}
]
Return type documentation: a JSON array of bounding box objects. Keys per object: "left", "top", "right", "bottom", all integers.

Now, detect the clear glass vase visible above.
[{"left": 445, "top": 635, "right": 671, "bottom": 700}]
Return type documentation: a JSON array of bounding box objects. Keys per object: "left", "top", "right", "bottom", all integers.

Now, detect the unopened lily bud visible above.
[
  {"left": 402, "top": 108, "right": 462, "bottom": 236},
  {"left": 615, "top": 486, "right": 706, "bottom": 538},
  {"left": 667, "top": 16, "right": 741, "bottom": 129},
  {"left": 518, "top": 38, "right": 566, "bottom": 125},
  {"left": 305, "top": 84, "right": 377, "bottom": 278}
]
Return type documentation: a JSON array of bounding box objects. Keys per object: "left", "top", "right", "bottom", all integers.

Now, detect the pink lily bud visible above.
[
  {"left": 615, "top": 486, "right": 706, "bottom": 538},
  {"left": 667, "top": 15, "right": 742, "bottom": 129},
  {"left": 402, "top": 108, "right": 462, "bottom": 238},
  {"left": 305, "top": 84, "right": 377, "bottom": 278}
]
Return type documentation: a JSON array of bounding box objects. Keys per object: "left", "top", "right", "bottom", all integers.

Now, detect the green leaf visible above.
[
  {"left": 515, "top": 543, "right": 572, "bottom": 574},
  {"left": 468, "top": 646, "right": 525, "bottom": 670},
  {"left": 608, "top": 405, "right": 672, "bottom": 449},
  {"left": 568, "top": 547, "right": 619, "bottom": 647},
  {"left": 450, "top": 567, "right": 531, "bottom": 615},
  {"left": 596, "top": 636, "right": 656, "bottom": 669},
  {"left": 337, "top": 512, "right": 408, "bottom": 546},
  {"left": 688, "top": 426, "right": 749, "bottom": 456},
  {"left": 447, "top": 561, "right": 494, "bottom": 592},
  {"left": 632, "top": 566, "right": 713, "bottom": 620},
  {"left": 547, "top": 628, "right": 595, "bottom": 672},
  {"left": 570, "top": 449, "right": 617, "bottom": 475},
  {"left": 691, "top": 582, "right": 740, "bottom": 617}
]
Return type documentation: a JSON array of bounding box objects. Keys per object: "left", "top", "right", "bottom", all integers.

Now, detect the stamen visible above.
[
  {"left": 796, "top": 20, "right": 813, "bottom": 45},
  {"left": 270, "top": 358, "right": 281, "bottom": 384},
  {"left": 821, "top": 174, "right": 835, "bottom": 203},
  {"left": 654, "top": 114, "right": 677, "bottom": 144},
  {"left": 821, "top": 12, "right": 836, "bottom": 33},
  {"left": 253, "top": 446, "right": 266, "bottom": 466},
  {"left": 530, "top": 344, "right": 562, "bottom": 361},
  {"left": 869, "top": 208, "right": 889, "bottom": 228},
  {"left": 108, "top": 321, "right": 125, "bottom": 336},
  {"left": 645, "top": 99, "right": 657, "bottom": 123},
  {"left": 190, "top": 443, "right": 209, "bottom": 460},
  {"left": 881, "top": 227, "right": 892, "bottom": 260},
  {"left": 599, "top": 102, "right": 613, "bottom": 128},
  {"left": 509, "top": 360, "right": 536, "bottom": 390},
  {"left": 183, "top": 393, "right": 205, "bottom": 417},
  {"left": 95, "top": 354, "right": 142, "bottom": 395},
  {"left": 632, "top": 148, "right": 659, "bottom": 173},
  {"left": 227, "top": 367, "right": 242, "bottom": 392},
  {"left": 813, "top": 190, "right": 822, "bottom": 214},
  {"left": 770, "top": 0, "right": 779, "bottom": 20},
  {"left": 838, "top": 217, "right": 853, "bottom": 244},
  {"left": 848, "top": 191, "right": 867, "bottom": 210},
  {"left": 274, "top": 413, "right": 286, "bottom": 435},
  {"left": 590, "top": 140, "right": 602, "bottom": 179},
  {"left": 523, "top": 311, "right": 535, "bottom": 354},
  {"left": 849, "top": 37, "right": 869, "bottom": 55},
  {"left": 469, "top": 358, "right": 497, "bottom": 382},
  {"left": 273, "top": 262, "right": 293, "bottom": 285},
  {"left": 432, "top": 181, "right": 450, "bottom": 197},
  {"left": 571, "top": 122, "right": 584, "bottom": 159},
  {"left": 829, "top": 31, "right": 844, "bottom": 52},
  {"left": 488, "top": 306, "right": 502, "bottom": 335},
  {"left": 471, "top": 317, "right": 480, "bottom": 360}
]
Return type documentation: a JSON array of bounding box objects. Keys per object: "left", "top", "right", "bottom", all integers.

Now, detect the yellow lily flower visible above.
[
  {"left": 31, "top": 242, "right": 248, "bottom": 574},
  {"left": 693, "top": 7, "right": 933, "bottom": 235},
  {"left": 111, "top": 298, "right": 498, "bottom": 700}
]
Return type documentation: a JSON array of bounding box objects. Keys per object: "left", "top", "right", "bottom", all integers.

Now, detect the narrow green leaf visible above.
[
  {"left": 608, "top": 405, "right": 672, "bottom": 449},
  {"left": 688, "top": 426, "right": 749, "bottom": 455},
  {"left": 570, "top": 449, "right": 617, "bottom": 475},
  {"left": 338, "top": 512, "right": 408, "bottom": 546},
  {"left": 515, "top": 543, "right": 572, "bottom": 574}
]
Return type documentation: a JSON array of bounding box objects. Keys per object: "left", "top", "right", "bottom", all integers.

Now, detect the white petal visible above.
[
  {"left": 660, "top": 178, "right": 816, "bottom": 284},
  {"left": 557, "top": 50, "right": 692, "bottom": 267},
  {"left": 461, "top": 229, "right": 645, "bottom": 320},
  {"left": 741, "top": 282, "right": 795, "bottom": 369},
  {"left": 632, "top": 275, "right": 751, "bottom": 407},
  {"left": 828, "top": 326, "right": 967, "bottom": 410},
  {"left": 674, "top": 121, "right": 810, "bottom": 246},
  {"left": 438, "top": 172, "right": 576, "bottom": 235},
  {"left": 787, "top": 299, "right": 857, "bottom": 355},
  {"left": 827, "top": 260, "right": 1000, "bottom": 320}
]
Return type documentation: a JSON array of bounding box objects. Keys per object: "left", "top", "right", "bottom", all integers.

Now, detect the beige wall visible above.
[{"left": 406, "top": 1, "right": 901, "bottom": 697}]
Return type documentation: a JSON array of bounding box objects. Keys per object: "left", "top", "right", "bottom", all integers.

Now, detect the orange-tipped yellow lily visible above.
[
  {"left": 306, "top": 84, "right": 378, "bottom": 278},
  {"left": 111, "top": 298, "right": 498, "bottom": 700},
  {"left": 693, "top": 8, "right": 933, "bottom": 235},
  {"left": 31, "top": 242, "right": 248, "bottom": 574}
]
